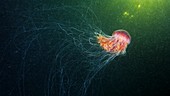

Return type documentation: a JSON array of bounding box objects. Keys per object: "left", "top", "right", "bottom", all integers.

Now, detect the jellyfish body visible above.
[{"left": 97, "top": 29, "right": 131, "bottom": 55}]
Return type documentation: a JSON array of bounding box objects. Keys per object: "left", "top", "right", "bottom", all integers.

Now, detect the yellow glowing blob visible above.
[
  {"left": 123, "top": 12, "right": 129, "bottom": 16},
  {"left": 137, "top": 4, "right": 141, "bottom": 8},
  {"left": 130, "top": 15, "right": 134, "bottom": 18}
]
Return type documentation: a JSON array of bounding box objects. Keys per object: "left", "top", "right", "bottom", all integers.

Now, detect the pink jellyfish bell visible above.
[{"left": 97, "top": 29, "right": 131, "bottom": 55}]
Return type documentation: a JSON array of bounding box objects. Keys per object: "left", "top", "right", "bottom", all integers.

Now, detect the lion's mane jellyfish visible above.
[{"left": 97, "top": 29, "right": 131, "bottom": 55}]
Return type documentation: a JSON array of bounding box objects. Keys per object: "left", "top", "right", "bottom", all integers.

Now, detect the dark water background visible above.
[{"left": 1, "top": 0, "right": 170, "bottom": 96}]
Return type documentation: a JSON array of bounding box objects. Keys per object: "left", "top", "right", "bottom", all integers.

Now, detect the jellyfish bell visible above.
[
  {"left": 112, "top": 29, "right": 131, "bottom": 44},
  {"left": 97, "top": 29, "right": 131, "bottom": 55}
]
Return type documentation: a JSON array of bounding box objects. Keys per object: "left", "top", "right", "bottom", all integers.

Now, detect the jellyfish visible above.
[
  {"left": 97, "top": 29, "right": 131, "bottom": 55},
  {"left": 9, "top": 3, "right": 132, "bottom": 95}
]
